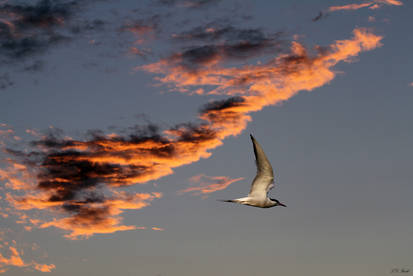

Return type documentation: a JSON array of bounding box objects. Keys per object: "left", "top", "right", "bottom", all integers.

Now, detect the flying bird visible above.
[{"left": 220, "top": 134, "right": 286, "bottom": 208}]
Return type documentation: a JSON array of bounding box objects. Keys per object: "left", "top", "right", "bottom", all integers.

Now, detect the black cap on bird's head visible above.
[{"left": 270, "top": 198, "right": 286, "bottom": 207}]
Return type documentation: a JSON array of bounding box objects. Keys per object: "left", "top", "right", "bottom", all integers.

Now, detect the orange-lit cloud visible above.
[
  {"left": 6, "top": 186, "right": 162, "bottom": 239},
  {"left": 329, "top": 2, "right": 373, "bottom": 11},
  {"left": 0, "top": 126, "right": 14, "bottom": 146},
  {"left": 328, "top": 0, "right": 402, "bottom": 12},
  {"left": 33, "top": 263, "right": 56, "bottom": 273},
  {"left": 0, "top": 161, "right": 33, "bottom": 190},
  {"left": 151, "top": 227, "right": 164, "bottom": 231},
  {"left": 179, "top": 174, "right": 243, "bottom": 197},
  {"left": 141, "top": 28, "right": 382, "bottom": 101},
  {"left": 123, "top": 22, "right": 157, "bottom": 36},
  {"left": 129, "top": 46, "right": 151, "bottom": 57},
  {"left": 38, "top": 192, "right": 161, "bottom": 239},
  {"left": 0, "top": 129, "right": 13, "bottom": 137},
  {"left": 377, "top": 0, "right": 402, "bottom": 5},
  {"left": 25, "top": 129, "right": 43, "bottom": 138},
  {"left": 0, "top": 244, "right": 55, "bottom": 274},
  {"left": 1, "top": 28, "right": 382, "bottom": 239},
  {"left": 121, "top": 16, "right": 159, "bottom": 46}
]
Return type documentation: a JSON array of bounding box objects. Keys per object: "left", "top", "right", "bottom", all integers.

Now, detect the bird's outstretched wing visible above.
[{"left": 248, "top": 134, "right": 274, "bottom": 198}]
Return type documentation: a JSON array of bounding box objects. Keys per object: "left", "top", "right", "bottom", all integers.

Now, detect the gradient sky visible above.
[{"left": 0, "top": 0, "right": 412, "bottom": 275}]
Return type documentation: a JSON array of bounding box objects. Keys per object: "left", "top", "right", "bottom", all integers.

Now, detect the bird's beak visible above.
[{"left": 279, "top": 202, "right": 287, "bottom": 207}]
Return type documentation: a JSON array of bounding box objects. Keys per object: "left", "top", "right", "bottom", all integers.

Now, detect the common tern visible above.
[{"left": 220, "top": 134, "right": 286, "bottom": 208}]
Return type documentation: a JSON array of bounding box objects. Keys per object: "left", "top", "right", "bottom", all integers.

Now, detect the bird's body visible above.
[{"left": 220, "top": 135, "right": 286, "bottom": 208}]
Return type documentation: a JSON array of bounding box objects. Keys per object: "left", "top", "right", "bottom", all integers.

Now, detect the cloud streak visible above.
[
  {"left": 313, "top": 0, "right": 402, "bottom": 21},
  {"left": 328, "top": 0, "right": 402, "bottom": 11},
  {"left": 157, "top": 0, "right": 221, "bottom": 9},
  {"left": 179, "top": 174, "right": 244, "bottom": 197}
]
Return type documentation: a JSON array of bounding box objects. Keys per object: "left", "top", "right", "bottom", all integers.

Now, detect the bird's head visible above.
[{"left": 270, "top": 198, "right": 286, "bottom": 207}]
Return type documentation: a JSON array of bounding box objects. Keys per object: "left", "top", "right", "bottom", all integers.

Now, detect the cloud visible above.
[
  {"left": 0, "top": 243, "right": 55, "bottom": 274},
  {"left": 0, "top": 73, "right": 13, "bottom": 89},
  {"left": 313, "top": 0, "right": 402, "bottom": 22},
  {"left": 179, "top": 174, "right": 244, "bottom": 197},
  {"left": 0, "top": 161, "right": 32, "bottom": 190},
  {"left": 121, "top": 15, "right": 160, "bottom": 37},
  {"left": 328, "top": 2, "right": 373, "bottom": 11},
  {"left": 141, "top": 28, "right": 382, "bottom": 98},
  {"left": 0, "top": 0, "right": 108, "bottom": 66},
  {"left": 1, "top": 28, "right": 382, "bottom": 239},
  {"left": 129, "top": 46, "right": 151, "bottom": 57},
  {"left": 172, "top": 24, "right": 281, "bottom": 43},
  {"left": 120, "top": 15, "right": 160, "bottom": 56},
  {"left": 312, "top": 11, "right": 326, "bottom": 22},
  {"left": 151, "top": 227, "right": 164, "bottom": 231},
  {"left": 0, "top": 0, "right": 76, "bottom": 61},
  {"left": 168, "top": 25, "right": 283, "bottom": 71},
  {"left": 376, "top": 0, "right": 403, "bottom": 6},
  {"left": 328, "top": 0, "right": 402, "bottom": 12},
  {"left": 36, "top": 192, "right": 162, "bottom": 239},
  {"left": 33, "top": 263, "right": 56, "bottom": 273},
  {"left": 157, "top": 0, "right": 221, "bottom": 9},
  {"left": 2, "top": 148, "right": 163, "bottom": 239}
]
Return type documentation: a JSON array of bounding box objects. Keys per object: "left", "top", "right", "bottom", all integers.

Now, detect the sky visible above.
[{"left": 0, "top": 0, "right": 412, "bottom": 275}]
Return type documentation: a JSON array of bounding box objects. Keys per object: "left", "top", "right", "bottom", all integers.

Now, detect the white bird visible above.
[{"left": 220, "top": 134, "right": 286, "bottom": 208}]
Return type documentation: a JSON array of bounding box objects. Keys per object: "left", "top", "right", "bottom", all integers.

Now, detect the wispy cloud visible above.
[
  {"left": 313, "top": 0, "right": 402, "bottom": 21},
  {"left": 328, "top": 2, "right": 373, "bottom": 11},
  {"left": 0, "top": 73, "right": 12, "bottom": 89},
  {"left": 157, "top": 0, "right": 221, "bottom": 9},
  {"left": 179, "top": 174, "right": 243, "bottom": 197},
  {"left": 121, "top": 15, "right": 160, "bottom": 37},
  {"left": 0, "top": 238, "right": 55, "bottom": 274},
  {"left": 120, "top": 15, "right": 161, "bottom": 57},
  {"left": 151, "top": 226, "right": 164, "bottom": 231},
  {"left": 329, "top": 0, "right": 402, "bottom": 11}
]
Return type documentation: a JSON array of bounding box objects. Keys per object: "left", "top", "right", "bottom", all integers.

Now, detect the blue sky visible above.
[{"left": 0, "top": 0, "right": 412, "bottom": 275}]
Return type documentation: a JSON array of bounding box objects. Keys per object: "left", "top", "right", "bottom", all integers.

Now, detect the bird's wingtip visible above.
[{"left": 250, "top": 133, "right": 255, "bottom": 140}]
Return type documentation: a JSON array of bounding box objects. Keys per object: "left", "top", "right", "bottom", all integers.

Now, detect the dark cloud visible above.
[
  {"left": 0, "top": 0, "right": 111, "bottom": 90},
  {"left": 201, "top": 96, "right": 245, "bottom": 114},
  {"left": 0, "top": 0, "right": 75, "bottom": 60},
  {"left": 3, "top": 95, "right": 249, "bottom": 232},
  {"left": 23, "top": 60, "right": 44, "bottom": 72},
  {"left": 157, "top": 0, "right": 221, "bottom": 8},
  {"left": 0, "top": 73, "right": 13, "bottom": 89},
  {"left": 4, "top": 114, "right": 219, "bottom": 237},
  {"left": 0, "top": 0, "right": 107, "bottom": 63},
  {"left": 173, "top": 24, "right": 276, "bottom": 42},
  {"left": 0, "top": 0, "right": 77, "bottom": 28},
  {"left": 1, "top": 33, "right": 69, "bottom": 60},
  {"left": 120, "top": 15, "right": 160, "bottom": 35},
  {"left": 70, "top": 19, "right": 105, "bottom": 34},
  {"left": 169, "top": 25, "right": 284, "bottom": 70},
  {"left": 312, "top": 11, "right": 327, "bottom": 22}
]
